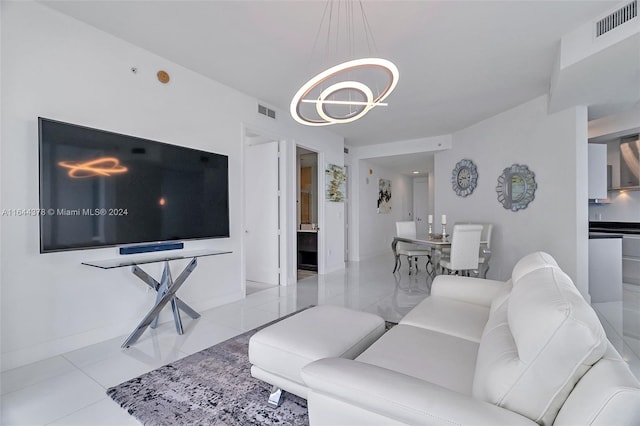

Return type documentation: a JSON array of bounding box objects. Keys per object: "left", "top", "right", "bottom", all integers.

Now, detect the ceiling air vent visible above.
[
  {"left": 258, "top": 104, "right": 276, "bottom": 119},
  {"left": 596, "top": 0, "right": 637, "bottom": 37}
]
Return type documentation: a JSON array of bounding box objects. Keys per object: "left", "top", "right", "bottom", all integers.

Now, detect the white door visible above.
[
  {"left": 413, "top": 177, "right": 429, "bottom": 234},
  {"left": 344, "top": 165, "right": 349, "bottom": 262},
  {"left": 245, "top": 141, "right": 279, "bottom": 285}
]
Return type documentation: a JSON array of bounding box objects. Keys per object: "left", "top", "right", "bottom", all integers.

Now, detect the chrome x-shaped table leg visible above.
[{"left": 121, "top": 258, "right": 200, "bottom": 348}]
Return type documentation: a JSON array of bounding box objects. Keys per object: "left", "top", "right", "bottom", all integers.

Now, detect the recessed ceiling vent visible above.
[
  {"left": 596, "top": 0, "right": 637, "bottom": 37},
  {"left": 258, "top": 104, "right": 276, "bottom": 119}
]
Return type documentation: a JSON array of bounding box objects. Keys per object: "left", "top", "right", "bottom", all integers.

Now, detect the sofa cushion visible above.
[
  {"left": 356, "top": 324, "right": 479, "bottom": 395},
  {"left": 472, "top": 267, "right": 607, "bottom": 426},
  {"left": 553, "top": 343, "right": 640, "bottom": 426},
  {"left": 249, "top": 305, "right": 385, "bottom": 389},
  {"left": 431, "top": 275, "right": 508, "bottom": 307},
  {"left": 489, "top": 279, "right": 512, "bottom": 315},
  {"left": 511, "top": 251, "right": 558, "bottom": 283},
  {"left": 400, "top": 296, "right": 490, "bottom": 343}
]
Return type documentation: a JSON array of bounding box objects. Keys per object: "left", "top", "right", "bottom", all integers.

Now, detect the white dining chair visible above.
[
  {"left": 394, "top": 221, "right": 431, "bottom": 274},
  {"left": 476, "top": 223, "right": 493, "bottom": 278},
  {"left": 438, "top": 221, "right": 461, "bottom": 257},
  {"left": 438, "top": 224, "right": 483, "bottom": 276}
]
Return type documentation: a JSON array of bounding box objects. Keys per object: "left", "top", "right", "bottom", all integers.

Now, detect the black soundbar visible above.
[{"left": 119, "top": 241, "right": 184, "bottom": 255}]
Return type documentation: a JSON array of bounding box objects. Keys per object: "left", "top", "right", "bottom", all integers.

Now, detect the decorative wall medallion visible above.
[
  {"left": 496, "top": 164, "right": 537, "bottom": 211},
  {"left": 451, "top": 159, "right": 478, "bottom": 197}
]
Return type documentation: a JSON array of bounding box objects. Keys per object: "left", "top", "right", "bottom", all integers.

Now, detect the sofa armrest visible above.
[
  {"left": 302, "top": 358, "right": 535, "bottom": 426},
  {"left": 431, "top": 275, "right": 508, "bottom": 306}
]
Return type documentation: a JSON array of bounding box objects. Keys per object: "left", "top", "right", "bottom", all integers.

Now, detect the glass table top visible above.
[{"left": 82, "top": 249, "right": 232, "bottom": 269}]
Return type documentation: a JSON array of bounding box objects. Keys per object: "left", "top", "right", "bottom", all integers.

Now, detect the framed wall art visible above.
[
  {"left": 377, "top": 178, "right": 392, "bottom": 213},
  {"left": 325, "top": 164, "right": 346, "bottom": 202}
]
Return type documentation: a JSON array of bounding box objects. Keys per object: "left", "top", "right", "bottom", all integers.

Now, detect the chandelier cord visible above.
[
  {"left": 308, "top": 0, "right": 381, "bottom": 71},
  {"left": 358, "top": 0, "right": 378, "bottom": 56},
  {"left": 308, "top": 1, "right": 331, "bottom": 69},
  {"left": 358, "top": 0, "right": 382, "bottom": 96}
]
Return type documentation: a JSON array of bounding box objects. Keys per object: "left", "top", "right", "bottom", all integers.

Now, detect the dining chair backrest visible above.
[
  {"left": 396, "top": 221, "right": 418, "bottom": 252},
  {"left": 396, "top": 221, "right": 417, "bottom": 239},
  {"left": 480, "top": 223, "right": 493, "bottom": 250},
  {"left": 464, "top": 222, "right": 493, "bottom": 248},
  {"left": 449, "top": 224, "right": 483, "bottom": 271}
]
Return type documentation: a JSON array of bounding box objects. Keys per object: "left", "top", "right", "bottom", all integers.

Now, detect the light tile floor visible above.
[
  {"left": 245, "top": 280, "right": 278, "bottom": 296},
  {"left": 1, "top": 254, "right": 638, "bottom": 425},
  {"left": 592, "top": 283, "right": 640, "bottom": 377}
]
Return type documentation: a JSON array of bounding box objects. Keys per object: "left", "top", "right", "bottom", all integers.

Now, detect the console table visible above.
[{"left": 82, "top": 249, "right": 231, "bottom": 348}]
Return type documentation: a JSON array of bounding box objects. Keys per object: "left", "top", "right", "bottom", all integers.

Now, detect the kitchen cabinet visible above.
[
  {"left": 623, "top": 235, "right": 640, "bottom": 285},
  {"left": 588, "top": 144, "right": 608, "bottom": 200},
  {"left": 589, "top": 233, "right": 623, "bottom": 302},
  {"left": 589, "top": 222, "right": 640, "bottom": 286},
  {"left": 297, "top": 231, "right": 318, "bottom": 271}
]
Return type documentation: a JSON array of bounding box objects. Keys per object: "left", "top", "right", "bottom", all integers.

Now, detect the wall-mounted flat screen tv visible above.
[{"left": 39, "top": 117, "right": 229, "bottom": 253}]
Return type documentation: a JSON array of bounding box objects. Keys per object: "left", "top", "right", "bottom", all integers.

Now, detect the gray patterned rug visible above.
[
  {"left": 108, "top": 308, "right": 395, "bottom": 426},
  {"left": 107, "top": 311, "right": 311, "bottom": 425}
]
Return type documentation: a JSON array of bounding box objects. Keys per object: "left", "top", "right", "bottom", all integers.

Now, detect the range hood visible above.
[{"left": 620, "top": 135, "right": 640, "bottom": 189}]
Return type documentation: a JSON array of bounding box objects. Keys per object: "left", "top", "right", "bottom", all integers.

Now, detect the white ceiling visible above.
[{"left": 40, "top": 1, "right": 638, "bottom": 176}]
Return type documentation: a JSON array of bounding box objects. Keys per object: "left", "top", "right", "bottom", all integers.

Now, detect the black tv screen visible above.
[{"left": 38, "top": 117, "right": 229, "bottom": 253}]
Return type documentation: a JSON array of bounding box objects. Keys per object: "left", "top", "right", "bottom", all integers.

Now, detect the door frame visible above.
[
  {"left": 241, "top": 125, "right": 284, "bottom": 290},
  {"left": 344, "top": 164, "right": 350, "bottom": 262},
  {"left": 293, "top": 143, "right": 324, "bottom": 276}
]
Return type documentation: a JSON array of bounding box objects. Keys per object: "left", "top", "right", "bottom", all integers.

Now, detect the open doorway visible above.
[{"left": 297, "top": 146, "right": 318, "bottom": 280}]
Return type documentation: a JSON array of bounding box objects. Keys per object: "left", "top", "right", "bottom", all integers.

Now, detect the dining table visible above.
[{"left": 391, "top": 235, "right": 491, "bottom": 276}]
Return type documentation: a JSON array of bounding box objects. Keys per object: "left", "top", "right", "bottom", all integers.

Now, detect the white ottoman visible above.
[{"left": 249, "top": 305, "right": 386, "bottom": 406}]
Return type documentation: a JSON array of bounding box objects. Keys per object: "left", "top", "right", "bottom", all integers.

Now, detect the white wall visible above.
[
  {"left": 356, "top": 160, "right": 414, "bottom": 260},
  {"left": 435, "top": 96, "right": 590, "bottom": 299},
  {"left": 0, "top": 2, "right": 343, "bottom": 370}
]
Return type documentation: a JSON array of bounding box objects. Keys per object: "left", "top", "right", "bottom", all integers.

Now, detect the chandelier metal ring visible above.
[
  {"left": 317, "top": 81, "right": 372, "bottom": 122},
  {"left": 290, "top": 58, "right": 399, "bottom": 126}
]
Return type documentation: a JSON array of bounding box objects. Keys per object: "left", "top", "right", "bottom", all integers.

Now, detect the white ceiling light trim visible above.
[
  {"left": 290, "top": 57, "right": 399, "bottom": 126},
  {"left": 301, "top": 100, "right": 388, "bottom": 106}
]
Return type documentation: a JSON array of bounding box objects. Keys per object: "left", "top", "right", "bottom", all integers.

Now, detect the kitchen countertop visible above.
[
  {"left": 589, "top": 221, "right": 640, "bottom": 235},
  {"left": 589, "top": 232, "right": 623, "bottom": 239}
]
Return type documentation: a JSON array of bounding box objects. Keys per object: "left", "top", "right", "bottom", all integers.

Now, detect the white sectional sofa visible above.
[{"left": 301, "top": 252, "right": 640, "bottom": 425}]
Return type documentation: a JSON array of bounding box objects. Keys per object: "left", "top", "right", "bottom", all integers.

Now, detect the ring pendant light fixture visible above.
[{"left": 290, "top": 1, "right": 399, "bottom": 126}]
